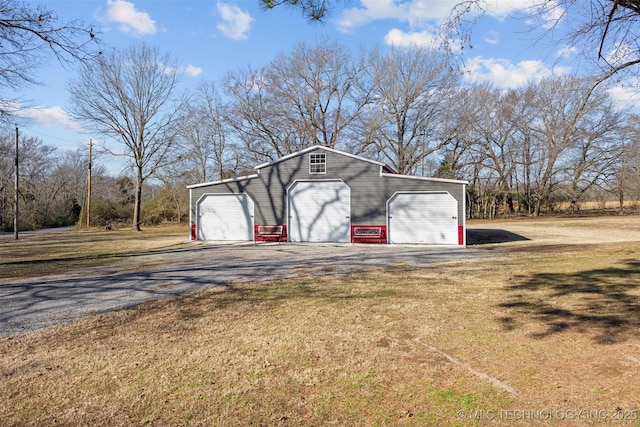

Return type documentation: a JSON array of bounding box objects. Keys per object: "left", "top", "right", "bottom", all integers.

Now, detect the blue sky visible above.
[{"left": 12, "top": 0, "right": 638, "bottom": 174}]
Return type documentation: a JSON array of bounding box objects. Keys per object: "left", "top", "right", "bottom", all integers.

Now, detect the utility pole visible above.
[
  {"left": 86, "top": 139, "right": 92, "bottom": 228},
  {"left": 14, "top": 125, "right": 18, "bottom": 240}
]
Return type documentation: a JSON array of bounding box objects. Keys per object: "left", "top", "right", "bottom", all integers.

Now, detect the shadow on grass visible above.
[
  {"left": 466, "top": 229, "right": 530, "bottom": 245},
  {"left": 497, "top": 260, "right": 640, "bottom": 344}
]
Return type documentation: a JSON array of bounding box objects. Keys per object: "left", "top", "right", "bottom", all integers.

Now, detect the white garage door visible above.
[
  {"left": 388, "top": 192, "right": 458, "bottom": 244},
  {"left": 288, "top": 180, "right": 350, "bottom": 242},
  {"left": 197, "top": 194, "right": 254, "bottom": 241}
]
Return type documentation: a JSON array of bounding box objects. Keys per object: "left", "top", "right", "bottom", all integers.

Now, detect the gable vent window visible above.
[{"left": 309, "top": 153, "right": 326, "bottom": 174}]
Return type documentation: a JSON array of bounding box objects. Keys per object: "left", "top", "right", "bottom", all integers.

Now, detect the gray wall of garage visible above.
[{"left": 189, "top": 147, "right": 466, "bottom": 227}]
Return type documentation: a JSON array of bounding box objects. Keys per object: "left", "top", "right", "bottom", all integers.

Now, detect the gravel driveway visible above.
[{"left": 0, "top": 242, "right": 494, "bottom": 336}]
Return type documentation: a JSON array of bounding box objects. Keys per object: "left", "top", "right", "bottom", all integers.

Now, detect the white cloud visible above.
[
  {"left": 538, "top": 0, "right": 565, "bottom": 29},
  {"left": 483, "top": 30, "right": 500, "bottom": 45},
  {"left": 519, "top": 0, "right": 565, "bottom": 29},
  {"left": 605, "top": 42, "right": 639, "bottom": 68},
  {"left": 216, "top": 2, "right": 253, "bottom": 40},
  {"left": 557, "top": 44, "right": 577, "bottom": 59},
  {"left": 337, "top": 0, "right": 536, "bottom": 33},
  {"left": 463, "top": 56, "right": 565, "bottom": 88},
  {"left": 106, "top": 0, "right": 157, "bottom": 36},
  {"left": 339, "top": 0, "right": 408, "bottom": 32},
  {"left": 338, "top": 0, "right": 449, "bottom": 33},
  {"left": 384, "top": 29, "right": 437, "bottom": 48},
  {"left": 484, "top": 0, "right": 535, "bottom": 17},
  {"left": 18, "top": 106, "right": 84, "bottom": 132},
  {"left": 184, "top": 64, "right": 203, "bottom": 77},
  {"left": 607, "top": 80, "right": 640, "bottom": 110},
  {"left": 162, "top": 64, "right": 203, "bottom": 77}
]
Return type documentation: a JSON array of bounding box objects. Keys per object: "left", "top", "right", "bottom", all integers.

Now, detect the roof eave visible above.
[
  {"left": 254, "top": 145, "right": 386, "bottom": 170},
  {"left": 186, "top": 173, "right": 260, "bottom": 189},
  {"left": 381, "top": 172, "right": 469, "bottom": 185}
]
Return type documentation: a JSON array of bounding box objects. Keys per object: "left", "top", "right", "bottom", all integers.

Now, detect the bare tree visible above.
[
  {"left": 533, "top": 0, "right": 640, "bottom": 80},
  {"left": 0, "top": 132, "right": 15, "bottom": 230},
  {"left": 51, "top": 149, "right": 94, "bottom": 225},
  {"left": 514, "top": 76, "right": 621, "bottom": 215},
  {"left": 69, "top": 44, "right": 183, "bottom": 231},
  {"left": 265, "top": 39, "right": 371, "bottom": 150},
  {"left": 461, "top": 84, "right": 525, "bottom": 217},
  {"left": 0, "top": 133, "right": 58, "bottom": 229},
  {"left": 562, "top": 92, "right": 623, "bottom": 211},
  {"left": 459, "top": 76, "right": 626, "bottom": 218},
  {"left": 360, "top": 46, "right": 459, "bottom": 175},
  {"left": 0, "top": 0, "right": 97, "bottom": 123},
  {"left": 0, "top": 131, "right": 107, "bottom": 229},
  {"left": 224, "top": 65, "right": 297, "bottom": 163},
  {"left": 224, "top": 40, "right": 370, "bottom": 163},
  {"left": 608, "top": 114, "right": 640, "bottom": 213},
  {"left": 174, "top": 81, "right": 233, "bottom": 183}
]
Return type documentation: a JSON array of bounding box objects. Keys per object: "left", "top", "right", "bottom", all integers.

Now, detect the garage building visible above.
[{"left": 188, "top": 146, "right": 468, "bottom": 245}]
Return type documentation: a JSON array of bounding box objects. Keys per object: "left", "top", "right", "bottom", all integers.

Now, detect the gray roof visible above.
[{"left": 187, "top": 145, "right": 468, "bottom": 189}]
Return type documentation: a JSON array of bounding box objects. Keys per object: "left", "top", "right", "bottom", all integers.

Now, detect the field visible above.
[
  {"left": 555, "top": 200, "right": 638, "bottom": 213},
  {"left": 1, "top": 217, "right": 640, "bottom": 426}
]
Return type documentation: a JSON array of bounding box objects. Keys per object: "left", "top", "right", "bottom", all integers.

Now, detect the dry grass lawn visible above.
[
  {"left": 0, "top": 224, "right": 188, "bottom": 281},
  {"left": 1, "top": 217, "right": 640, "bottom": 426}
]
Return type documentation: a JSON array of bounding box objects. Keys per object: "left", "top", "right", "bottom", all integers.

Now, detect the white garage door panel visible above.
[
  {"left": 289, "top": 181, "right": 350, "bottom": 242},
  {"left": 197, "top": 194, "right": 254, "bottom": 241},
  {"left": 388, "top": 192, "right": 458, "bottom": 244}
]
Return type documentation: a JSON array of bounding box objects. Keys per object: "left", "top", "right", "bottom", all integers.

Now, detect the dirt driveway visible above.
[
  {"left": 0, "top": 242, "right": 493, "bottom": 337},
  {"left": 467, "top": 215, "right": 640, "bottom": 247},
  {"left": 4, "top": 215, "right": 639, "bottom": 337}
]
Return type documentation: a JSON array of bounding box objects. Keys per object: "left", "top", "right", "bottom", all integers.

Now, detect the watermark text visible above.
[{"left": 456, "top": 409, "right": 638, "bottom": 422}]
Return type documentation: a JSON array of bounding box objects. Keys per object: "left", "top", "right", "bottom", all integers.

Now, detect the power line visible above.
[{"left": 19, "top": 126, "right": 88, "bottom": 145}]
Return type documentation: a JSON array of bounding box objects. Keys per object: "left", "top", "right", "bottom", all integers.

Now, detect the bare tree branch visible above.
[
  {"left": 259, "top": 0, "right": 333, "bottom": 21},
  {"left": 0, "top": 0, "right": 99, "bottom": 123},
  {"left": 69, "top": 44, "right": 183, "bottom": 231}
]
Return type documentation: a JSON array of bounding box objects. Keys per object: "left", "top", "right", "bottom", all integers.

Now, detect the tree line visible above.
[
  {"left": 137, "top": 42, "right": 640, "bottom": 220},
  {"left": 2, "top": 40, "right": 639, "bottom": 232},
  {"left": 0, "top": 134, "right": 183, "bottom": 231}
]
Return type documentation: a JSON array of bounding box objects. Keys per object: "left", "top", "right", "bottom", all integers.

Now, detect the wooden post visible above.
[
  {"left": 87, "top": 139, "right": 92, "bottom": 228},
  {"left": 14, "top": 126, "right": 18, "bottom": 240}
]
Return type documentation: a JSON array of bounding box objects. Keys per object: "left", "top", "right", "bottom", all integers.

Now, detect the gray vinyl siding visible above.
[
  {"left": 189, "top": 147, "right": 467, "bottom": 230},
  {"left": 255, "top": 150, "right": 383, "bottom": 225}
]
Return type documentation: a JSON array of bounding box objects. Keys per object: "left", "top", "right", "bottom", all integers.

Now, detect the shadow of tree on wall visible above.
[{"left": 497, "top": 260, "right": 640, "bottom": 344}]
